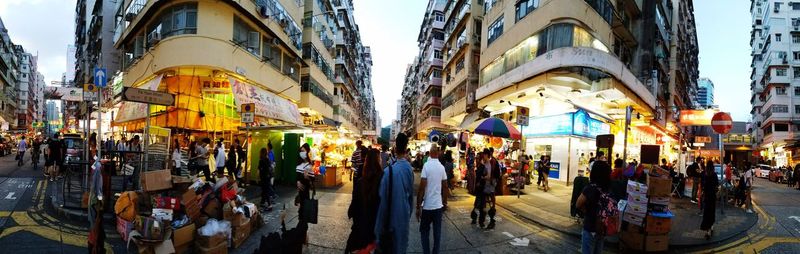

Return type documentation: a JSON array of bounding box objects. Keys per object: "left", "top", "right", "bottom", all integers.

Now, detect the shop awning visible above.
[
  {"left": 230, "top": 78, "right": 303, "bottom": 126},
  {"left": 459, "top": 110, "right": 486, "bottom": 130}
]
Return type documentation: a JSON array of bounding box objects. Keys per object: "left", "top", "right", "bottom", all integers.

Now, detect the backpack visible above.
[{"left": 594, "top": 185, "right": 619, "bottom": 236}]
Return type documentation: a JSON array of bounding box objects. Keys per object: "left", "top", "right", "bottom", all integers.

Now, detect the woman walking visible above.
[
  {"left": 576, "top": 160, "right": 612, "bottom": 254},
  {"left": 345, "top": 149, "right": 384, "bottom": 253},
  {"left": 258, "top": 147, "right": 274, "bottom": 211},
  {"left": 295, "top": 144, "right": 314, "bottom": 218},
  {"left": 701, "top": 160, "right": 719, "bottom": 239}
]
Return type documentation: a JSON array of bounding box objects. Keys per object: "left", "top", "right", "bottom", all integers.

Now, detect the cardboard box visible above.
[
  {"left": 627, "top": 181, "right": 648, "bottom": 195},
  {"left": 645, "top": 234, "right": 669, "bottom": 252},
  {"left": 626, "top": 202, "right": 647, "bottom": 216},
  {"left": 185, "top": 202, "right": 201, "bottom": 221},
  {"left": 232, "top": 219, "right": 252, "bottom": 248},
  {"left": 649, "top": 166, "right": 670, "bottom": 178},
  {"left": 620, "top": 230, "right": 644, "bottom": 251},
  {"left": 623, "top": 210, "right": 645, "bottom": 226},
  {"left": 195, "top": 241, "right": 227, "bottom": 254},
  {"left": 196, "top": 215, "right": 209, "bottom": 227},
  {"left": 174, "top": 243, "right": 191, "bottom": 254},
  {"left": 647, "top": 175, "right": 672, "bottom": 197},
  {"left": 196, "top": 233, "right": 227, "bottom": 249},
  {"left": 645, "top": 215, "right": 672, "bottom": 234},
  {"left": 172, "top": 223, "right": 195, "bottom": 247},
  {"left": 182, "top": 190, "right": 198, "bottom": 206},
  {"left": 141, "top": 169, "right": 173, "bottom": 192},
  {"left": 628, "top": 192, "right": 648, "bottom": 205},
  {"left": 650, "top": 196, "right": 670, "bottom": 205},
  {"left": 203, "top": 199, "right": 221, "bottom": 219}
]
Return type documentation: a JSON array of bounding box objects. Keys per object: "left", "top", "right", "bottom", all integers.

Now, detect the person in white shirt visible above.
[
  {"left": 214, "top": 140, "right": 226, "bottom": 176},
  {"left": 172, "top": 139, "right": 182, "bottom": 175},
  {"left": 744, "top": 167, "right": 754, "bottom": 213},
  {"left": 416, "top": 144, "right": 449, "bottom": 254}
]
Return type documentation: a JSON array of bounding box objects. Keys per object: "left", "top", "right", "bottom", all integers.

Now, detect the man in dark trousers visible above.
[{"left": 687, "top": 157, "right": 703, "bottom": 203}]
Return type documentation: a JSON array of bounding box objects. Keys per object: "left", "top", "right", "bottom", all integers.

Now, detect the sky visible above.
[
  {"left": 0, "top": 0, "right": 752, "bottom": 126},
  {"left": 352, "top": 0, "right": 427, "bottom": 127},
  {"left": 694, "top": 0, "right": 752, "bottom": 121},
  {"left": 0, "top": 0, "right": 76, "bottom": 85}
]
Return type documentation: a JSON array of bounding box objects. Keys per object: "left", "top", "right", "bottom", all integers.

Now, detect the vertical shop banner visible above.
[{"left": 230, "top": 78, "right": 303, "bottom": 126}]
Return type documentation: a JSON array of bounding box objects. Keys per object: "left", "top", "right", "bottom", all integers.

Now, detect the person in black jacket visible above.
[
  {"left": 345, "top": 148, "right": 383, "bottom": 253},
  {"left": 258, "top": 147, "right": 274, "bottom": 211},
  {"left": 701, "top": 160, "right": 719, "bottom": 239},
  {"left": 226, "top": 141, "right": 239, "bottom": 182}
]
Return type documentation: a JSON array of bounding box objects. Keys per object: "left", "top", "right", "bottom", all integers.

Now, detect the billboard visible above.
[
  {"left": 44, "top": 86, "right": 83, "bottom": 102},
  {"left": 678, "top": 109, "right": 718, "bottom": 126}
]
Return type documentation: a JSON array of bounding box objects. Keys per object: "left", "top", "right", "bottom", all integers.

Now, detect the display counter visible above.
[{"left": 317, "top": 165, "right": 343, "bottom": 188}]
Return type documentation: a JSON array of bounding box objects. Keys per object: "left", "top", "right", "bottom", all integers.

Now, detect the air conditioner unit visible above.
[
  {"left": 147, "top": 30, "right": 161, "bottom": 45},
  {"left": 258, "top": 5, "right": 270, "bottom": 19},
  {"left": 247, "top": 31, "right": 260, "bottom": 52}
]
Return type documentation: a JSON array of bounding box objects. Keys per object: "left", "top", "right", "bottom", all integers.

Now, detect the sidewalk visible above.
[{"left": 496, "top": 181, "right": 758, "bottom": 248}]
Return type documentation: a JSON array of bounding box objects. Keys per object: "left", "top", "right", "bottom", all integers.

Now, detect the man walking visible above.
[
  {"left": 688, "top": 157, "right": 703, "bottom": 203},
  {"left": 17, "top": 136, "right": 27, "bottom": 166},
  {"left": 375, "top": 133, "right": 414, "bottom": 253},
  {"left": 351, "top": 140, "right": 365, "bottom": 182},
  {"left": 417, "top": 144, "right": 448, "bottom": 254}
]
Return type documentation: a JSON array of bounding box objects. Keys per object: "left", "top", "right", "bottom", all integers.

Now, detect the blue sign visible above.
[
  {"left": 523, "top": 109, "right": 610, "bottom": 138},
  {"left": 94, "top": 67, "right": 107, "bottom": 88},
  {"left": 535, "top": 161, "right": 561, "bottom": 179}
]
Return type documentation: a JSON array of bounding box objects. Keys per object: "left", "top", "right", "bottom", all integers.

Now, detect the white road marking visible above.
[
  {"left": 789, "top": 216, "right": 800, "bottom": 223},
  {"left": 509, "top": 237, "right": 530, "bottom": 246},
  {"left": 4, "top": 192, "right": 16, "bottom": 199},
  {"left": 502, "top": 231, "right": 515, "bottom": 238}
]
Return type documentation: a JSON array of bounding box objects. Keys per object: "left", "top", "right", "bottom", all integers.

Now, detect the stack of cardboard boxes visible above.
[{"left": 620, "top": 166, "right": 674, "bottom": 252}]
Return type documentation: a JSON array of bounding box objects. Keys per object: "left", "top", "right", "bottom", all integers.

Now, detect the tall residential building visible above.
[
  {"left": 14, "top": 48, "right": 36, "bottom": 129},
  {"left": 463, "top": 0, "right": 697, "bottom": 182},
  {"left": 749, "top": 0, "right": 800, "bottom": 166},
  {"left": 696, "top": 77, "right": 714, "bottom": 108},
  {"left": 399, "top": 0, "right": 447, "bottom": 139},
  {"left": 108, "top": 0, "right": 374, "bottom": 135},
  {"left": 74, "top": 0, "right": 122, "bottom": 86},
  {"left": 440, "top": 0, "right": 484, "bottom": 127}
]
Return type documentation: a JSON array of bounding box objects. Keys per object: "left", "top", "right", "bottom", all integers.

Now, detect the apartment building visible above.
[
  {"left": 464, "top": 0, "right": 697, "bottom": 181},
  {"left": 400, "top": 58, "right": 421, "bottom": 135},
  {"left": 75, "top": 0, "right": 123, "bottom": 87},
  {"left": 440, "top": 0, "right": 484, "bottom": 127},
  {"left": 749, "top": 0, "right": 800, "bottom": 166},
  {"left": 0, "top": 17, "right": 47, "bottom": 131}
]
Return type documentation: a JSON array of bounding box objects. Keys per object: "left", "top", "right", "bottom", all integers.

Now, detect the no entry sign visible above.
[{"left": 711, "top": 112, "right": 733, "bottom": 134}]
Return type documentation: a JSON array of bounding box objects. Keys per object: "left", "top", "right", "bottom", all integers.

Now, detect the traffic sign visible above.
[
  {"left": 516, "top": 106, "right": 529, "bottom": 126},
  {"left": 711, "top": 112, "right": 733, "bottom": 134},
  {"left": 241, "top": 103, "right": 255, "bottom": 123},
  {"left": 83, "top": 83, "right": 98, "bottom": 101},
  {"left": 121, "top": 87, "right": 175, "bottom": 106},
  {"left": 94, "top": 67, "right": 107, "bottom": 88}
]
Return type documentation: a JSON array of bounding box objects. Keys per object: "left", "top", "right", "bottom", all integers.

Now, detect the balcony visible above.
[
  {"left": 433, "top": 19, "right": 445, "bottom": 30},
  {"left": 432, "top": 38, "right": 444, "bottom": 49},
  {"left": 418, "top": 116, "right": 444, "bottom": 131}
]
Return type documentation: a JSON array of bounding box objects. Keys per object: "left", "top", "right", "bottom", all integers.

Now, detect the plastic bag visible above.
[{"left": 197, "top": 218, "right": 231, "bottom": 237}]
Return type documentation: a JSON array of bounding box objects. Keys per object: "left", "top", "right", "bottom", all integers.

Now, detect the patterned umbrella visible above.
[{"left": 467, "top": 117, "right": 522, "bottom": 140}]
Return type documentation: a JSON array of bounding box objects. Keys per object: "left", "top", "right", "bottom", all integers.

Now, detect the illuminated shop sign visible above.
[{"left": 524, "top": 109, "right": 610, "bottom": 138}]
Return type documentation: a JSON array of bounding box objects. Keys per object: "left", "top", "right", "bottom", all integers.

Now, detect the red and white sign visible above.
[{"left": 711, "top": 112, "right": 733, "bottom": 134}]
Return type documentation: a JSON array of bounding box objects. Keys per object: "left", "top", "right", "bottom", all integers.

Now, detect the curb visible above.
[{"left": 498, "top": 199, "right": 760, "bottom": 249}]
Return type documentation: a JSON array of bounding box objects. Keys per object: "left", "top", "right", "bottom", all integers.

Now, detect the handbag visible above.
[
  {"left": 301, "top": 180, "right": 319, "bottom": 224},
  {"left": 378, "top": 160, "right": 395, "bottom": 253}
]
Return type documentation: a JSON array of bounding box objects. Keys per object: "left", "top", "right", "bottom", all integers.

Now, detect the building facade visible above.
[
  {"left": 696, "top": 77, "right": 714, "bottom": 108},
  {"left": 749, "top": 0, "right": 800, "bottom": 167},
  {"left": 431, "top": 0, "right": 698, "bottom": 182},
  {"left": 0, "top": 17, "right": 46, "bottom": 131}
]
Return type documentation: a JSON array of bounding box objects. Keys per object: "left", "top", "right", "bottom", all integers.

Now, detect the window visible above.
[
  {"left": 775, "top": 123, "right": 789, "bottom": 131},
  {"left": 775, "top": 2, "right": 782, "bottom": 13},
  {"left": 795, "top": 105, "right": 800, "bottom": 114},
  {"left": 432, "top": 69, "right": 441, "bottom": 78},
  {"left": 795, "top": 67, "right": 800, "bottom": 78},
  {"left": 262, "top": 36, "right": 282, "bottom": 68},
  {"left": 795, "top": 87, "right": 800, "bottom": 95},
  {"left": 434, "top": 13, "right": 444, "bottom": 22},
  {"left": 793, "top": 2, "right": 800, "bottom": 10},
  {"left": 455, "top": 56, "right": 465, "bottom": 73},
  {"left": 433, "top": 50, "right": 442, "bottom": 59},
  {"left": 538, "top": 23, "right": 575, "bottom": 55},
  {"left": 233, "top": 16, "right": 260, "bottom": 55},
  {"left": 794, "top": 34, "right": 800, "bottom": 43},
  {"left": 149, "top": 2, "right": 197, "bottom": 41},
  {"left": 777, "top": 67, "right": 788, "bottom": 76},
  {"left": 794, "top": 51, "right": 800, "bottom": 61},
  {"left": 777, "top": 86, "right": 787, "bottom": 95},
  {"left": 487, "top": 16, "right": 504, "bottom": 45},
  {"left": 778, "top": 51, "right": 788, "bottom": 60},
  {"left": 432, "top": 31, "right": 444, "bottom": 40},
  {"left": 515, "top": 0, "right": 539, "bottom": 22},
  {"left": 776, "top": 33, "right": 782, "bottom": 42},
  {"left": 773, "top": 105, "right": 789, "bottom": 114}
]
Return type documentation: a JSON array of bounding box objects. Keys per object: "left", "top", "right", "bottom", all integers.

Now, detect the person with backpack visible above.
[
  {"left": 576, "top": 160, "right": 614, "bottom": 254},
  {"left": 374, "top": 133, "right": 414, "bottom": 253}
]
